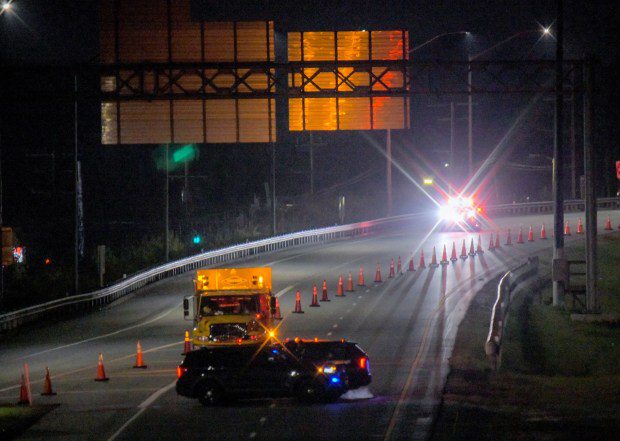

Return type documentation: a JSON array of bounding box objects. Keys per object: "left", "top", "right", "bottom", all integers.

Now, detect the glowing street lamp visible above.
[{"left": 1, "top": 1, "right": 12, "bottom": 14}]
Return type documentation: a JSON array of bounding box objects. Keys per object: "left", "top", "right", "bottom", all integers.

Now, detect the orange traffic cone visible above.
[
  {"left": 293, "top": 291, "right": 305, "bottom": 313},
  {"left": 18, "top": 364, "right": 32, "bottom": 405},
  {"left": 430, "top": 246, "right": 439, "bottom": 268},
  {"left": 321, "top": 280, "right": 330, "bottom": 302},
  {"left": 374, "top": 263, "right": 383, "bottom": 282},
  {"left": 488, "top": 234, "right": 495, "bottom": 251},
  {"left": 605, "top": 216, "right": 613, "bottom": 231},
  {"left": 95, "top": 353, "right": 109, "bottom": 382},
  {"left": 440, "top": 245, "right": 449, "bottom": 266},
  {"left": 274, "top": 297, "right": 283, "bottom": 318},
  {"left": 310, "top": 285, "right": 320, "bottom": 307},
  {"left": 346, "top": 273, "right": 354, "bottom": 291},
  {"left": 506, "top": 229, "right": 513, "bottom": 245},
  {"left": 469, "top": 238, "right": 476, "bottom": 256},
  {"left": 517, "top": 227, "right": 524, "bottom": 244},
  {"left": 133, "top": 341, "right": 147, "bottom": 369},
  {"left": 450, "top": 242, "right": 458, "bottom": 262},
  {"left": 495, "top": 233, "right": 500, "bottom": 249},
  {"left": 388, "top": 259, "right": 395, "bottom": 278},
  {"left": 476, "top": 235, "right": 484, "bottom": 254},
  {"left": 183, "top": 330, "right": 191, "bottom": 355},
  {"left": 358, "top": 267, "right": 365, "bottom": 286},
  {"left": 540, "top": 224, "right": 547, "bottom": 239},
  {"left": 527, "top": 225, "right": 534, "bottom": 242},
  {"left": 564, "top": 221, "right": 571, "bottom": 236},
  {"left": 41, "top": 367, "right": 56, "bottom": 396},
  {"left": 577, "top": 218, "right": 584, "bottom": 234},
  {"left": 18, "top": 374, "right": 31, "bottom": 406},
  {"left": 460, "top": 239, "right": 468, "bottom": 260},
  {"left": 408, "top": 256, "right": 415, "bottom": 271},
  {"left": 419, "top": 250, "right": 426, "bottom": 268},
  {"left": 397, "top": 256, "right": 402, "bottom": 273},
  {"left": 337, "top": 276, "right": 345, "bottom": 296}
]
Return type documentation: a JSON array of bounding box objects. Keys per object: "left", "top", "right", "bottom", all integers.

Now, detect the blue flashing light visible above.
[
  {"left": 330, "top": 376, "right": 340, "bottom": 384},
  {"left": 192, "top": 235, "right": 202, "bottom": 244}
]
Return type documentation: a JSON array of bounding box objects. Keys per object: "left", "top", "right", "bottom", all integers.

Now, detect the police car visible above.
[
  {"left": 176, "top": 338, "right": 371, "bottom": 405},
  {"left": 438, "top": 195, "right": 482, "bottom": 231}
]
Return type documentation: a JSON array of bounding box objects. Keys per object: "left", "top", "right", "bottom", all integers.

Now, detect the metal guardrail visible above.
[
  {"left": 0, "top": 213, "right": 416, "bottom": 332},
  {"left": 2, "top": 197, "right": 617, "bottom": 332},
  {"left": 484, "top": 256, "right": 540, "bottom": 370},
  {"left": 486, "top": 197, "right": 620, "bottom": 216}
]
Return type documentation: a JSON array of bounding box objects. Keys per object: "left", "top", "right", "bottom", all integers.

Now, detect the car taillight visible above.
[
  {"left": 359, "top": 357, "right": 368, "bottom": 370},
  {"left": 176, "top": 366, "right": 187, "bottom": 379}
]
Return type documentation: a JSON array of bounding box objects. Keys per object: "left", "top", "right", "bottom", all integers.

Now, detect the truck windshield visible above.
[{"left": 199, "top": 295, "right": 259, "bottom": 316}]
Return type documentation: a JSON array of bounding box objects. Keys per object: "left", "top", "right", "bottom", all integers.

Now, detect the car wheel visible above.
[
  {"left": 197, "top": 381, "right": 224, "bottom": 406},
  {"left": 295, "top": 379, "right": 324, "bottom": 403}
]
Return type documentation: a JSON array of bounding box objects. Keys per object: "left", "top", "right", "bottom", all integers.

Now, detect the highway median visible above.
[{"left": 431, "top": 232, "right": 620, "bottom": 440}]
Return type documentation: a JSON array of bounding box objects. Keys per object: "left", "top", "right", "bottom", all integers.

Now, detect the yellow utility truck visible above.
[{"left": 184, "top": 267, "right": 278, "bottom": 348}]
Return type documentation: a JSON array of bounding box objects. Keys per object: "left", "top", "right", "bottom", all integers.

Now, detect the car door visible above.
[{"left": 245, "top": 346, "right": 294, "bottom": 396}]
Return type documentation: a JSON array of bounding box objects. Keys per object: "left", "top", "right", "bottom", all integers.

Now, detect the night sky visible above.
[{"left": 0, "top": 0, "right": 618, "bottom": 276}]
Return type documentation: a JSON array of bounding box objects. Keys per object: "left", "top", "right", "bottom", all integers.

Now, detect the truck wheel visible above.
[{"left": 197, "top": 381, "right": 224, "bottom": 406}]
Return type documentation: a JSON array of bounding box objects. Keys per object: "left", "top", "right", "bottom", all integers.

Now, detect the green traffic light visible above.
[{"left": 193, "top": 235, "right": 202, "bottom": 244}]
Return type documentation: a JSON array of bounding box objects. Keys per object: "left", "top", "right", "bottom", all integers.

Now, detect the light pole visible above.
[
  {"left": 467, "top": 27, "right": 551, "bottom": 177},
  {"left": 409, "top": 31, "right": 470, "bottom": 54}
]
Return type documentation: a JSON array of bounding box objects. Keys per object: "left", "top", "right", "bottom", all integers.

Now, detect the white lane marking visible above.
[
  {"left": 327, "top": 332, "right": 332, "bottom": 336},
  {"left": 347, "top": 309, "right": 352, "bottom": 312},
  {"left": 275, "top": 285, "right": 295, "bottom": 297},
  {"left": 339, "top": 316, "right": 344, "bottom": 320},
  {"left": 259, "top": 417, "right": 267, "bottom": 425},
  {"left": 359, "top": 295, "right": 363, "bottom": 298},
  {"left": 332, "top": 324, "right": 338, "bottom": 329},
  {"left": 365, "top": 289, "right": 369, "bottom": 293},
  {"left": 12, "top": 302, "right": 182, "bottom": 362},
  {"left": 352, "top": 303, "right": 357, "bottom": 306},
  {"left": 269, "top": 402, "right": 276, "bottom": 408},
  {"left": 0, "top": 340, "right": 182, "bottom": 393},
  {"left": 249, "top": 433, "right": 257, "bottom": 439},
  {"left": 106, "top": 380, "right": 176, "bottom": 441}
]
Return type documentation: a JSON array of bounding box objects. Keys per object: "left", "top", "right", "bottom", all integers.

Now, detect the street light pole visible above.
[
  {"left": 467, "top": 28, "right": 550, "bottom": 177},
  {"left": 552, "top": 0, "right": 565, "bottom": 306},
  {"left": 409, "top": 31, "right": 470, "bottom": 54}
]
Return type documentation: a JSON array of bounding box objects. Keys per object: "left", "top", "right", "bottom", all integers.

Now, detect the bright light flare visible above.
[
  {"left": 543, "top": 27, "right": 551, "bottom": 35},
  {"left": 1, "top": 2, "right": 11, "bottom": 12}
]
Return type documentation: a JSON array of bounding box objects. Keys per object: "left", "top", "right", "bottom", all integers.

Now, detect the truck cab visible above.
[{"left": 184, "top": 268, "right": 277, "bottom": 348}]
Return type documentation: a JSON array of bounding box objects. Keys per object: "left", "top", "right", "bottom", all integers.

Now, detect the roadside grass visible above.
[
  {"left": 0, "top": 405, "right": 55, "bottom": 440},
  {"left": 432, "top": 232, "right": 620, "bottom": 440}
]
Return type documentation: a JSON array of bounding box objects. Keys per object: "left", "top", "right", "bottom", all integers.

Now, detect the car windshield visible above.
[{"left": 199, "top": 295, "right": 259, "bottom": 316}]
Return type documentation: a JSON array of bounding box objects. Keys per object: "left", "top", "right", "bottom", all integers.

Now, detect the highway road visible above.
[{"left": 1, "top": 210, "right": 618, "bottom": 440}]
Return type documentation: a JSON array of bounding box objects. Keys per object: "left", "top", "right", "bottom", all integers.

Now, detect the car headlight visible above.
[{"left": 321, "top": 365, "right": 337, "bottom": 374}]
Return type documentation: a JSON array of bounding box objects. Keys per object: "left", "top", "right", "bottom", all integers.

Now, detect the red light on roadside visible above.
[
  {"left": 44, "top": 258, "right": 51, "bottom": 265},
  {"left": 256, "top": 314, "right": 261, "bottom": 320},
  {"left": 236, "top": 338, "right": 243, "bottom": 344}
]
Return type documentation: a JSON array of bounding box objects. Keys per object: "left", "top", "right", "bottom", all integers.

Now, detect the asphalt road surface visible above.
[{"left": 1, "top": 210, "right": 618, "bottom": 441}]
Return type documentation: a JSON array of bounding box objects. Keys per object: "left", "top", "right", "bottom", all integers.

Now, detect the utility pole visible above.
[
  {"left": 467, "top": 58, "right": 473, "bottom": 177},
  {"left": 583, "top": 58, "right": 598, "bottom": 312},
  {"left": 271, "top": 143, "right": 276, "bottom": 235},
  {"left": 570, "top": 69, "right": 577, "bottom": 199},
  {"left": 386, "top": 129, "right": 392, "bottom": 216},
  {"left": 165, "top": 144, "right": 169, "bottom": 262},
  {"left": 552, "top": 0, "right": 565, "bottom": 307},
  {"left": 73, "top": 73, "right": 79, "bottom": 296}
]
